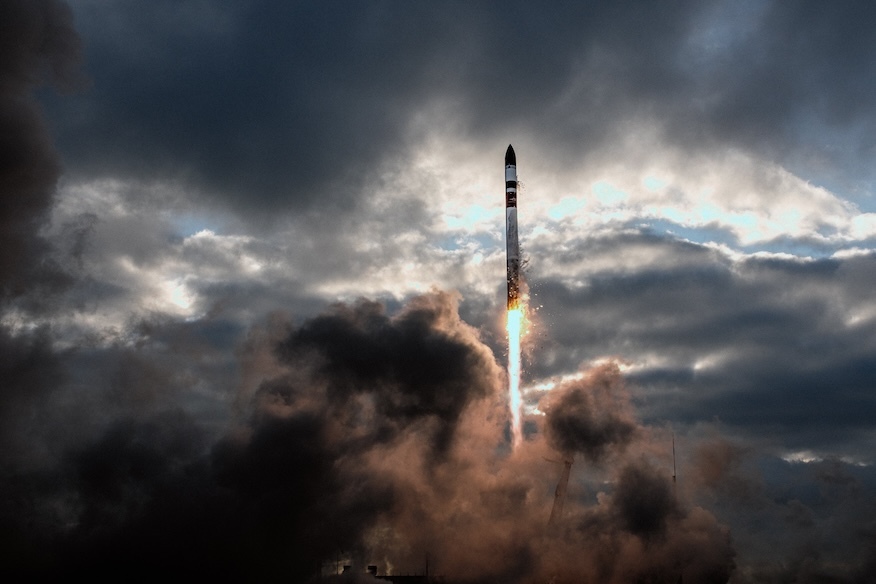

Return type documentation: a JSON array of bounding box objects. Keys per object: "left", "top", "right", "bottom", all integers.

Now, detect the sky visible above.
[{"left": 4, "top": 0, "right": 876, "bottom": 581}]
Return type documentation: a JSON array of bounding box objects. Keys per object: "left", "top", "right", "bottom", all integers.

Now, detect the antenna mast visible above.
[{"left": 548, "top": 458, "right": 573, "bottom": 526}]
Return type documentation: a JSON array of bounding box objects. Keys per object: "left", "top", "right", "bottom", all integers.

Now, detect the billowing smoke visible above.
[
  {"left": 274, "top": 294, "right": 499, "bottom": 460},
  {"left": 613, "top": 461, "right": 679, "bottom": 539},
  {"left": 524, "top": 366, "right": 735, "bottom": 583},
  {"left": 0, "top": 0, "right": 82, "bottom": 507},
  {"left": 1, "top": 291, "right": 739, "bottom": 582},
  {"left": 0, "top": 0, "right": 81, "bottom": 481},
  {"left": 691, "top": 438, "right": 762, "bottom": 504},
  {"left": 542, "top": 457, "right": 735, "bottom": 584},
  {"left": 543, "top": 364, "right": 638, "bottom": 462},
  {"left": 0, "top": 0, "right": 81, "bottom": 300}
]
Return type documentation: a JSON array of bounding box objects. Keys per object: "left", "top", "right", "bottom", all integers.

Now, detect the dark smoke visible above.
[
  {"left": 0, "top": 326, "right": 64, "bottom": 467},
  {"left": 538, "top": 455, "right": 735, "bottom": 584},
  {"left": 543, "top": 363, "right": 638, "bottom": 462},
  {"left": 691, "top": 438, "right": 762, "bottom": 504},
  {"left": 0, "top": 5, "right": 83, "bottom": 573},
  {"left": 528, "top": 366, "right": 737, "bottom": 583},
  {"left": 0, "top": 0, "right": 82, "bottom": 300},
  {"left": 276, "top": 293, "right": 498, "bottom": 459},
  {"left": 0, "top": 292, "right": 740, "bottom": 582},
  {"left": 613, "top": 461, "right": 680, "bottom": 540}
]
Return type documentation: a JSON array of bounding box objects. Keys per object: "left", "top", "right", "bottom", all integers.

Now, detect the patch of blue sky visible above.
[
  {"left": 442, "top": 204, "right": 501, "bottom": 231},
  {"left": 637, "top": 218, "right": 866, "bottom": 258},
  {"left": 639, "top": 218, "right": 739, "bottom": 247},
  {"left": 740, "top": 237, "right": 847, "bottom": 259},
  {"left": 794, "top": 168, "right": 876, "bottom": 215},
  {"left": 433, "top": 232, "right": 497, "bottom": 252},
  {"left": 592, "top": 180, "right": 628, "bottom": 206},
  {"left": 171, "top": 212, "right": 226, "bottom": 237},
  {"left": 783, "top": 115, "right": 876, "bottom": 211},
  {"left": 547, "top": 196, "right": 587, "bottom": 221},
  {"left": 759, "top": 454, "right": 876, "bottom": 494},
  {"left": 681, "top": 0, "right": 768, "bottom": 73},
  {"left": 642, "top": 176, "right": 667, "bottom": 192}
]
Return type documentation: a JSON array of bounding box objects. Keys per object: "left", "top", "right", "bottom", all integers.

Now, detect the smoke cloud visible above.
[
  {"left": 0, "top": 291, "right": 740, "bottom": 582},
  {"left": 0, "top": 0, "right": 82, "bottom": 300},
  {"left": 543, "top": 364, "right": 638, "bottom": 462},
  {"left": 275, "top": 293, "right": 499, "bottom": 460}
]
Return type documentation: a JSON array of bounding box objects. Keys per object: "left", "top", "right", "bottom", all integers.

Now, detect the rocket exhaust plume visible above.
[
  {"left": 507, "top": 306, "right": 523, "bottom": 447},
  {"left": 505, "top": 145, "right": 523, "bottom": 447}
]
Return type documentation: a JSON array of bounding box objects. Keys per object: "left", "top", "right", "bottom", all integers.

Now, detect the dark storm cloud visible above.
[
  {"left": 43, "top": 0, "right": 480, "bottom": 214},
  {"left": 86, "top": 0, "right": 696, "bottom": 199},
  {"left": 0, "top": 0, "right": 81, "bottom": 298},
  {"left": 530, "top": 230, "right": 876, "bottom": 456},
  {"left": 43, "top": 1, "right": 876, "bottom": 218},
  {"left": 682, "top": 448, "right": 876, "bottom": 583},
  {"left": 697, "top": 1, "right": 876, "bottom": 158},
  {"left": 527, "top": 228, "right": 876, "bottom": 581}
]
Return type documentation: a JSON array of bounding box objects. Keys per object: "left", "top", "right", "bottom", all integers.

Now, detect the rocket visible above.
[{"left": 505, "top": 144, "right": 520, "bottom": 310}]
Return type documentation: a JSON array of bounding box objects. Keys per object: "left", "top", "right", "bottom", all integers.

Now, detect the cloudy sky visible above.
[{"left": 4, "top": 0, "right": 876, "bottom": 581}]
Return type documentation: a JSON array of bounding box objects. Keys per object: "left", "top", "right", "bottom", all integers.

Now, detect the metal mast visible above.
[{"left": 548, "top": 458, "right": 573, "bottom": 526}]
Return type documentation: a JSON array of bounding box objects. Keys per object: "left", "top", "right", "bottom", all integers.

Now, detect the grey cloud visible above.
[
  {"left": 529, "top": 231, "right": 876, "bottom": 455},
  {"left": 687, "top": 454, "right": 876, "bottom": 583},
  {"left": 21, "top": 2, "right": 787, "bottom": 217},
  {"left": 39, "top": 1, "right": 876, "bottom": 229},
  {"left": 42, "top": 1, "right": 470, "bottom": 216}
]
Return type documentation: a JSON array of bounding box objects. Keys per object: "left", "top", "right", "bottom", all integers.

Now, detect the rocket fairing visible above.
[{"left": 505, "top": 144, "right": 520, "bottom": 310}]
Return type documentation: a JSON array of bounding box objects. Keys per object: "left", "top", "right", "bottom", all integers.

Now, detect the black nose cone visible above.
[{"left": 505, "top": 144, "right": 516, "bottom": 166}]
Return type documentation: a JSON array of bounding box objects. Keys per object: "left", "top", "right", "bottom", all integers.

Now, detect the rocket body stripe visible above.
[{"left": 505, "top": 145, "right": 520, "bottom": 309}]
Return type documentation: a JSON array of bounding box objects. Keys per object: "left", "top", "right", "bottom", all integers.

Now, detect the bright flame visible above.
[{"left": 507, "top": 307, "right": 524, "bottom": 448}]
